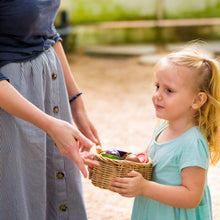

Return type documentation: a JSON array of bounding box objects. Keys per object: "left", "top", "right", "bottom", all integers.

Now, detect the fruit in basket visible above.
[
  {"left": 97, "top": 148, "right": 149, "bottom": 163},
  {"left": 96, "top": 145, "right": 103, "bottom": 154},
  {"left": 124, "top": 154, "right": 140, "bottom": 162},
  {"left": 136, "top": 152, "right": 149, "bottom": 163}
]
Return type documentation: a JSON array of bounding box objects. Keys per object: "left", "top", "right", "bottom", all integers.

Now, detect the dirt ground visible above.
[{"left": 68, "top": 51, "right": 220, "bottom": 220}]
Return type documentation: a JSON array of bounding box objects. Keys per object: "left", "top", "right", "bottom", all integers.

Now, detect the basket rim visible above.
[{"left": 94, "top": 153, "right": 153, "bottom": 167}]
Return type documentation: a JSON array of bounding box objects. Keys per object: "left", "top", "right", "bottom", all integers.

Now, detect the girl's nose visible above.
[{"left": 154, "top": 90, "right": 162, "bottom": 101}]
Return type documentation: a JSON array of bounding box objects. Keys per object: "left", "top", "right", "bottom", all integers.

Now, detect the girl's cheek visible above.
[{"left": 152, "top": 94, "right": 156, "bottom": 104}]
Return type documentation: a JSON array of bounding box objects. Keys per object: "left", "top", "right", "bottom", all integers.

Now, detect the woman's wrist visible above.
[
  {"left": 69, "top": 92, "right": 82, "bottom": 104},
  {"left": 70, "top": 93, "right": 86, "bottom": 112}
]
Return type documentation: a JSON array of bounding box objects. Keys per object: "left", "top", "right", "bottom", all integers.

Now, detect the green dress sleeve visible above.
[{"left": 179, "top": 127, "right": 209, "bottom": 171}]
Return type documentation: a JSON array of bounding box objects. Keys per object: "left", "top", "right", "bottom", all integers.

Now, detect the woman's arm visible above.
[
  {"left": 0, "top": 80, "right": 50, "bottom": 130},
  {"left": 111, "top": 166, "right": 205, "bottom": 209},
  {"left": 0, "top": 80, "right": 97, "bottom": 177},
  {"left": 53, "top": 41, "right": 100, "bottom": 147}
]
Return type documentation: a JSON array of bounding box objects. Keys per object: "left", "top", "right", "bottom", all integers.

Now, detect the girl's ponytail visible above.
[{"left": 201, "top": 58, "right": 220, "bottom": 164}]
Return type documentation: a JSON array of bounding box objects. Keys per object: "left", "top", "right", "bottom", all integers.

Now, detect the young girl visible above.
[{"left": 111, "top": 46, "right": 220, "bottom": 220}]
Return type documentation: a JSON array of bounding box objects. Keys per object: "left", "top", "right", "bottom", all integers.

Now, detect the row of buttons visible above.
[
  {"left": 53, "top": 72, "right": 67, "bottom": 213},
  {"left": 57, "top": 172, "right": 67, "bottom": 211},
  {"left": 52, "top": 73, "right": 59, "bottom": 114}
]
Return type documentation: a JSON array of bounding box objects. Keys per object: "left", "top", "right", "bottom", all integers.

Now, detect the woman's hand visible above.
[
  {"left": 0, "top": 80, "right": 97, "bottom": 178},
  {"left": 53, "top": 41, "right": 101, "bottom": 148},
  {"left": 80, "top": 151, "right": 99, "bottom": 167},
  {"left": 87, "top": 145, "right": 102, "bottom": 179},
  {"left": 111, "top": 171, "right": 146, "bottom": 197},
  {"left": 87, "top": 163, "right": 98, "bottom": 180},
  {"left": 46, "top": 116, "right": 96, "bottom": 178},
  {"left": 71, "top": 104, "right": 101, "bottom": 149}
]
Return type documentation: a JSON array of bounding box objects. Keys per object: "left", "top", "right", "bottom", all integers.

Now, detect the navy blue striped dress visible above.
[{"left": 0, "top": 1, "right": 87, "bottom": 219}]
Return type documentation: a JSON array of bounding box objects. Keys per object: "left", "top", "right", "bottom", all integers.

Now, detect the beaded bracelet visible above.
[{"left": 69, "top": 92, "right": 82, "bottom": 103}]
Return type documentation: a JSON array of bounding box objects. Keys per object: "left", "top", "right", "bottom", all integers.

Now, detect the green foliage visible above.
[
  {"left": 69, "top": 0, "right": 220, "bottom": 24},
  {"left": 163, "top": 2, "right": 220, "bottom": 19},
  {"left": 70, "top": 0, "right": 155, "bottom": 24}
]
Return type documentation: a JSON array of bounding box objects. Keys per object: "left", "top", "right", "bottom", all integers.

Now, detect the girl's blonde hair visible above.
[{"left": 166, "top": 46, "right": 220, "bottom": 165}]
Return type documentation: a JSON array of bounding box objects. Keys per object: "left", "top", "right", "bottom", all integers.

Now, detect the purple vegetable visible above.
[
  {"left": 105, "top": 148, "right": 121, "bottom": 157},
  {"left": 117, "top": 150, "right": 128, "bottom": 157}
]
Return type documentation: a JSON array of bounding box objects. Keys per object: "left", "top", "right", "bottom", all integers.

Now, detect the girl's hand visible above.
[{"left": 111, "top": 171, "right": 146, "bottom": 197}]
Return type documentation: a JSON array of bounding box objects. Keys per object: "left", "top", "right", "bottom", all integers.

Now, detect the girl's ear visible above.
[{"left": 192, "top": 92, "right": 207, "bottom": 110}]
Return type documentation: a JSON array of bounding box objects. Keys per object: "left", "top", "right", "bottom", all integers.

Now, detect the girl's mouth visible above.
[{"left": 155, "top": 104, "right": 164, "bottom": 110}]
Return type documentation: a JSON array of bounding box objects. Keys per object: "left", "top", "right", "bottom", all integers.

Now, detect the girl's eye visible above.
[
  {"left": 166, "top": 88, "right": 173, "bottom": 93},
  {"left": 155, "top": 84, "right": 159, "bottom": 89}
]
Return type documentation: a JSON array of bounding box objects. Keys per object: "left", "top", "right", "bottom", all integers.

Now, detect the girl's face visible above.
[{"left": 152, "top": 59, "right": 197, "bottom": 125}]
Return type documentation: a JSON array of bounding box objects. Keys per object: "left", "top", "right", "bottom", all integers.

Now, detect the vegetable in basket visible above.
[{"left": 96, "top": 147, "right": 149, "bottom": 163}]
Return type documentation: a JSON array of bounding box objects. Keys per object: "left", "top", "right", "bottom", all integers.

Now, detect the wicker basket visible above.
[{"left": 91, "top": 154, "right": 153, "bottom": 190}]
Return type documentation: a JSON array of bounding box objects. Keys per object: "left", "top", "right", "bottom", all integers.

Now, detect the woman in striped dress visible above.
[{"left": 0, "top": 1, "right": 100, "bottom": 219}]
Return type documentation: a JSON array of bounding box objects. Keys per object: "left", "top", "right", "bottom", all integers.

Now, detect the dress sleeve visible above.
[
  {"left": 51, "top": 24, "right": 63, "bottom": 42},
  {"left": 53, "top": 32, "right": 62, "bottom": 42},
  {"left": 0, "top": 72, "right": 9, "bottom": 82},
  {"left": 179, "top": 133, "right": 209, "bottom": 171}
]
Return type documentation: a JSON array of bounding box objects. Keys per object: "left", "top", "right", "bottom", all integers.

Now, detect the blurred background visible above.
[
  {"left": 55, "top": 0, "right": 220, "bottom": 51},
  {"left": 55, "top": 1, "right": 220, "bottom": 219}
]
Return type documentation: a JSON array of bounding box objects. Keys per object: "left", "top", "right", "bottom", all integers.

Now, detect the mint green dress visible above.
[{"left": 131, "top": 122, "right": 212, "bottom": 220}]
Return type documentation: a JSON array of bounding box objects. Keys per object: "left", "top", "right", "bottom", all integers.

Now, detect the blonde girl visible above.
[{"left": 111, "top": 46, "right": 220, "bottom": 220}]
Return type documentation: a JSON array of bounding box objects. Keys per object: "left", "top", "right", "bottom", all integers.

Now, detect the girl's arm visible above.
[
  {"left": 53, "top": 41, "right": 101, "bottom": 148},
  {"left": 111, "top": 166, "right": 205, "bottom": 209},
  {"left": 145, "top": 145, "right": 149, "bottom": 153},
  {"left": 0, "top": 80, "right": 97, "bottom": 177}
]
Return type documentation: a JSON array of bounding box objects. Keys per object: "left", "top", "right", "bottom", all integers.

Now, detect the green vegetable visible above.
[{"left": 101, "top": 153, "right": 121, "bottom": 160}]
